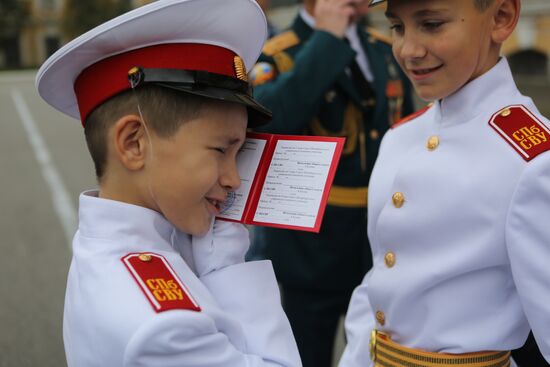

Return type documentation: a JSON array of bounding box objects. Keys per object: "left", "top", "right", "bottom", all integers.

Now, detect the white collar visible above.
[
  {"left": 78, "top": 190, "right": 176, "bottom": 250},
  {"left": 433, "top": 58, "right": 521, "bottom": 126}
]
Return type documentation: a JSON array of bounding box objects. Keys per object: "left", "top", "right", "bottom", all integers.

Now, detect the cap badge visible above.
[
  {"left": 128, "top": 66, "right": 144, "bottom": 89},
  {"left": 234, "top": 56, "right": 248, "bottom": 82}
]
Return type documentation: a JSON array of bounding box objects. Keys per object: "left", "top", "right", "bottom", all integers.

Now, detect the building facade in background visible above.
[
  {"left": 0, "top": 0, "right": 152, "bottom": 69},
  {"left": 503, "top": 0, "right": 550, "bottom": 76}
]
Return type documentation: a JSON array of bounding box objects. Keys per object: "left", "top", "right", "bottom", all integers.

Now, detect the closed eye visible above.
[
  {"left": 213, "top": 147, "right": 227, "bottom": 154},
  {"left": 422, "top": 21, "right": 444, "bottom": 31}
]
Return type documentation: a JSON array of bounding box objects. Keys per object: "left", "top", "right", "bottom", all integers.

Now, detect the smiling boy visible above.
[
  {"left": 35, "top": 1, "right": 301, "bottom": 366},
  {"left": 339, "top": 0, "right": 550, "bottom": 366}
]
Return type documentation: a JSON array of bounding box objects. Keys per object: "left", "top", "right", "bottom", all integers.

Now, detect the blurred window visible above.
[
  {"left": 41, "top": 0, "right": 55, "bottom": 10},
  {"left": 0, "top": 36, "right": 21, "bottom": 68},
  {"left": 509, "top": 49, "right": 548, "bottom": 76},
  {"left": 45, "top": 36, "right": 60, "bottom": 57}
]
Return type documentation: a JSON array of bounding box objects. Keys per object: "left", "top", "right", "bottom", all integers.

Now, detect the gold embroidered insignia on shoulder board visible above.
[
  {"left": 262, "top": 31, "right": 300, "bottom": 56},
  {"left": 121, "top": 253, "right": 201, "bottom": 313},
  {"left": 366, "top": 27, "right": 392, "bottom": 45},
  {"left": 273, "top": 52, "right": 294, "bottom": 73},
  {"left": 489, "top": 105, "right": 550, "bottom": 161}
]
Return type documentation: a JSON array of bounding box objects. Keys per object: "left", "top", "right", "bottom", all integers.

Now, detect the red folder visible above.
[{"left": 217, "top": 132, "right": 345, "bottom": 233}]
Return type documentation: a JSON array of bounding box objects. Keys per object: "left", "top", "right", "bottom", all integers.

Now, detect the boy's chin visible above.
[
  {"left": 180, "top": 217, "right": 213, "bottom": 237},
  {"left": 414, "top": 81, "right": 466, "bottom": 102},
  {"left": 415, "top": 87, "right": 447, "bottom": 103}
]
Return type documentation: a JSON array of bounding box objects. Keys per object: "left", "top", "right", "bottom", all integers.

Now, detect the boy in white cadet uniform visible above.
[
  {"left": 35, "top": 1, "right": 301, "bottom": 366},
  {"left": 339, "top": 0, "right": 550, "bottom": 366}
]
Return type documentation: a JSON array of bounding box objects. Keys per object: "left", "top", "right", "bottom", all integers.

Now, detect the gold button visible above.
[
  {"left": 139, "top": 254, "right": 152, "bottom": 262},
  {"left": 392, "top": 192, "right": 405, "bottom": 208},
  {"left": 370, "top": 129, "right": 380, "bottom": 140},
  {"left": 384, "top": 252, "right": 396, "bottom": 268},
  {"left": 500, "top": 108, "right": 512, "bottom": 117},
  {"left": 427, "top": 135, "right": 439, "bottom": 151},
  {"left": 376, "top": 311, "right": 386, "bottom": 326}
]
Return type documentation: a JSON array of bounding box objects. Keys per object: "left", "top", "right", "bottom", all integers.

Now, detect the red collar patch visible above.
[
  {"left": 122, "top": 253, "right": 201, "bottom": 313},
  {"left": 392, "top": 103, "right": 432, "bottom": 129},
  {"left": 489, "top": 105, "right": 550, "bottom": 162}
]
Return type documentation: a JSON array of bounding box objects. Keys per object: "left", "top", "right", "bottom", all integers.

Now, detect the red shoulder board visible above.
[
  {"left": 122, "top": 253, "right": 201, "bottom": 313},
  {"left": 489, "top": 105, "right": 550, "bottom": 162},
  {"left": 392, "top": 104, "right": 432, "bottom": 129}
]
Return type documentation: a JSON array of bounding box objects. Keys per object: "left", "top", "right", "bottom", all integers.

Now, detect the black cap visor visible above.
[
  {"left": 369, "top": 0, "right": 386, "bottom": 6},
  {"left": 128, "top": 67, "right": 272, "bottom": 127}
]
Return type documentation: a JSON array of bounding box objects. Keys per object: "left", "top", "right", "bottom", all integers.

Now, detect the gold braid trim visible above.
[
  {"left": 272, "top": 52, "right": 295, "bottom": 73},
  {"left": 308, "top": 103, "right": 366, "bottom": 171},
  {"left": 262, "top": 31, "right": 300, "bottom": 56}
]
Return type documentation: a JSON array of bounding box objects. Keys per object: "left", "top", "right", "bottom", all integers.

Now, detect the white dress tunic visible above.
[
  {"left": 340, "top": 58, "right": 550, "bottom": 366},
  {"left": 64, "top": 191, "right": 301, "bottom": 367}
]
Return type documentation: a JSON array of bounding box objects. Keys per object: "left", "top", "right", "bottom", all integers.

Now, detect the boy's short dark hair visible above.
[
  {"left": 474, "top": 0, "right": 494, "bottom": 11},
  {"left": 85, "top": 86, "right": 214, "bottom": 180}
]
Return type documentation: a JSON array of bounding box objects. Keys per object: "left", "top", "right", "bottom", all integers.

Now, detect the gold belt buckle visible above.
[{"left": 369, "top": 329, "right": 377, "bottom": 361}]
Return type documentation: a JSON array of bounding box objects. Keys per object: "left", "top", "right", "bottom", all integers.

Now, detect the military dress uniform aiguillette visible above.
[{"left": 247, "top": 9, "right": 413, "bottom": 367}]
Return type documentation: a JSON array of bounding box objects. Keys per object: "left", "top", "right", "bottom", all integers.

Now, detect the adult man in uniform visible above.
[{"left": 247, "top": 1, "right": 413, "bottom": 366}]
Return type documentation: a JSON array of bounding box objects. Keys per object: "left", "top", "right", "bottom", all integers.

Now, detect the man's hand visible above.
[
  {"left": 191, "top": 219, "right": 250, "bottom": 277},
  {"left": 313, "top": 0, "right": 358, "bottom": 38}
]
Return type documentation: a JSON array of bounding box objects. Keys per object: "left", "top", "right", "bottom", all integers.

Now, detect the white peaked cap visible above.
[{"left": 36, "top": 0, "right": 270, "bottom": 125}]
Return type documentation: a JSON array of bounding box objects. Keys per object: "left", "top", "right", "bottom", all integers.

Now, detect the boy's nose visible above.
[
  {"left": 220, "top": 161, "right": 242, "bottom": 191},
  {"left": 396, "top": 33, "right": 427, "bottom": 61}
]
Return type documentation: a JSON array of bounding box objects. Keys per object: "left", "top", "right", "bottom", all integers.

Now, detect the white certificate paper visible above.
[
  {"left": 252, "top": 140, "right": 337, "bottom": 228},
  {"left": 216, "top": 133, "right": 344, "bottom": 232},
  {"left": 217, "top": 138, "right": 266, "bottom": 221}
]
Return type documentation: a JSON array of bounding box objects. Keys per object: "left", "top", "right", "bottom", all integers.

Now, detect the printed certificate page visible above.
[
  {"left": 217, "top": 137, "right": 267, "bottom": 221},
  {"left": 252, "top": 139, "right": 337, "bottom": 229}
]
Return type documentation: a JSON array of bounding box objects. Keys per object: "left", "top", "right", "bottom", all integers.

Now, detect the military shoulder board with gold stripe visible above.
[{"left": 262, "top": 31, "right": 300, "bottom": 56}]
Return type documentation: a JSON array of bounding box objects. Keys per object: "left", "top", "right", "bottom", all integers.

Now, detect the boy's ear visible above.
[
  {"left": 491, "top": 0, "right": 521, "bottom": 44},
  {"left": 112, "top": 115, "right": 148, "bottom": 172}
]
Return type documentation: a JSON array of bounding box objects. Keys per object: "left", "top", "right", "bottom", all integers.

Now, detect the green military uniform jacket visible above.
[{"left": 248, "top": 14, "right": 414, "bottom": 292}]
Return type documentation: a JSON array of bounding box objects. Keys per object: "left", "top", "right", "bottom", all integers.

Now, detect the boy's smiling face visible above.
[
  {"left": 146, "top": 102, "right": 247, "bottom": 236},
  {"left": 386, "top": 0, "right": 499, "bottom": 101}
]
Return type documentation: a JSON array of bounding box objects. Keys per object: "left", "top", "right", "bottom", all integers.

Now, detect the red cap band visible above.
[{"left": 74, "top": 43, "right": 238, "bottom": 124}]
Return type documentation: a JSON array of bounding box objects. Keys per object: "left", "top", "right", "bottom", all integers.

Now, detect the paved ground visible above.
[
  {"left": 1, "top": 69, "right": 548, "bottom": 367},
  {"left": 0, "top": 70, "right": 95, "bottom": 367}
]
